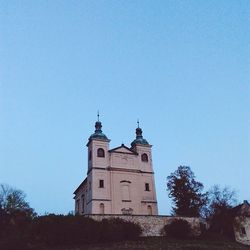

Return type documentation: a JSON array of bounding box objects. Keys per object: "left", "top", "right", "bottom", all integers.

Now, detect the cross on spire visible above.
[
  {"left": 97, "top": 110, "right": 100, "bottom": 121},
  {"left": 137, "top": 119, "right": 140, "bottom": 128}
]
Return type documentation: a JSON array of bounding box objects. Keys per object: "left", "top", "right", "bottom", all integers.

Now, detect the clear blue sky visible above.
[{"left": 0, "top": 1, "right": 249, "bottom": 215}]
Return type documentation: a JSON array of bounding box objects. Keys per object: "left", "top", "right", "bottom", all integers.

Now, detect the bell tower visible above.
[
  {"left": 130, "top": 122, "right": 158, "bottom": 215},
  {"left": 87, "top": 115, "right": 110, "bottom": 172},
  {"left": 130, "top": 122, "right": 153, "bottom": 172},
  {"left": 86, "top": 115, "right": 111, "bottom": 214}
]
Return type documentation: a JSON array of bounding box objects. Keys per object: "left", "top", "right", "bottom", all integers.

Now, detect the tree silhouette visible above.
[
  {"left": 167, "top": 166, "right": 208, "bottom": 217},
  {"left": 0, "top": 184, "right": 35, "bottom": 217},
  {"left": 206, "top": 185, "right": 237, "bottom": 239}
]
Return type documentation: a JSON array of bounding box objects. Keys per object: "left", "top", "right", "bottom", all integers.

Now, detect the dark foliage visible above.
[
  {"left": 167, "top": 166, "right": 208, "bottom": 217},
  {"left": 164, "top": 219, "right": 192, "bottom": 239},
  {"left": 0, "top": 184, "right": 36, "bottom": 216},
  {"left": 205, "top": 185, "right": 237, "bottom": 239},
  {"left": 32, "top": 214, "right": 100, "bottom": 245},
  {"left": 0, "top": 184, "right": 141, "bottom": 248},
  {"left": 0, "top": 209, "right": 34, "bottom": 250},
  {"left": 0, "top": 184, "right": 36, "bottom": 250},
  {"left": 99, "top": 218, "right": 142, "bottom": 242},
  {"left": 0, "top": 213, "right": 142, "bottom": 248}
]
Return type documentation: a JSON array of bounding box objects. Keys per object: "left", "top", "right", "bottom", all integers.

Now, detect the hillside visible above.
[{"left": 46, "top": 238, "right": 250, "bottom": 250}]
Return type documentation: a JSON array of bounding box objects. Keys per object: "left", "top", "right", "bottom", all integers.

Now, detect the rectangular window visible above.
[
  {"left": 76, "top": 199, "right": 80, "bottom": 213},
  {"left": 99, "top": 179, "right": 104, "bottom": 188},
  {"left": 81, "top": 195, "right": 85, "bottom": 213},
  {"left": 241, "top": 227, "right": 246, "bottom": 235},
  {"left": 145, "top": 183, "right": 150, "bottom": 191}
]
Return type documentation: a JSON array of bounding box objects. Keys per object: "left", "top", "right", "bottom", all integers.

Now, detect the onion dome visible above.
[
  {"left": 88, "top": 119, "right": 108, "bottom": 141},
  {"left": 131, "top": 123, "right": 149, "bottom": 147}
]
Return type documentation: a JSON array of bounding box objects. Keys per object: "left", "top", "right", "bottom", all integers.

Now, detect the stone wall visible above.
[
  {"left": 234, "top": 216, "right": 250, "bottom": 246},
  {"left": 85, "top": 214, "right": 201, "bottom": 237}
]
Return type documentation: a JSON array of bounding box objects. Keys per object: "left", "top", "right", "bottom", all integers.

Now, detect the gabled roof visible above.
[
  {"left": 73, "top": 177, "right": 87, "bottom": 195},
  {"left": 109, "top": 144, "right": 138, "bottom": 155},
  {"left": 233, "top": 200, "right": 250, "bottom": 217}
]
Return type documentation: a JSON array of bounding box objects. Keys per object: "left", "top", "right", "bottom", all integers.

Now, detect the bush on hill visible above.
[
  {"left": 164, "top": 219, "right": 192, "bottom": 239},
  {"left": 99, "top": 218, "right": 142, "bottom": 242},
  {"left": 0, "top": 213, "right": 142, "bottom": 248}
]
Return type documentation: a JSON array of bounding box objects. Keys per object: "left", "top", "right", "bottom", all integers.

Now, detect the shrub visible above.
[
  {"left": 31, "top": 215, "right": 142, "bottom": 246},
  {"left": 0, "top": 213, "right": 142, "bottom": 247},
  {"left": 164, "top": 219, "right": 192, "bottom": 239},
  {"left": 31, "top": 214, "right": 100, "bottom": 245},
  {"left": 99, "top": 218, "right": 142, "bottom": 242}
]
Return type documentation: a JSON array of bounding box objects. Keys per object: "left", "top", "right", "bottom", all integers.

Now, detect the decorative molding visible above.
[
  {"left": 87, "top": 198, "right": 111, "bottom": 205},
  {"left": 87, "top": 167, "right": 107, "bottom": 174},
  {"left": 141, "top": 200, "right": 158, "bottom": 204},
  {"left": 120, "top": 180, "right": 132, "bottom": 184},
  {"left": 107, "top": 166, "right": 154, "bottom": 174},
  {"left": 73, "top": 177, "right": 87, "bottom": 194},
  {"left": 109, "top": 144, "right": 138, "bottom": 155}
]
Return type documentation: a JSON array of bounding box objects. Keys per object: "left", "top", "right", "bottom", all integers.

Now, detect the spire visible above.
[
  {"left": 95, "top": 120, "right": 102, "bottom": 133},
  {"left": 95, "top": 110, "right": 102, "bottom": 133},
  {"left": 88, "top": 113, "right": 109, "bottom": 141},
  {"left": 136, "top": 127, "right": 143, "bottom": 139},
  {"left": 131, "top": 120, "right": 149, "bottom": 147}
]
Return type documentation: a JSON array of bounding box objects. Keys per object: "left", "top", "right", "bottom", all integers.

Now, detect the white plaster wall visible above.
[
  {"left": 109, "top": 171, "right": 157, "bottom": 215},
  {"left": 234, "top": 216, "right": 250, "bottom": 246},
  {"left": 111, "top": 153, "right": 136, "bottom": 170},
  {"left": 88, "top": 140, "right": 110, "bottom": 170},
  {"left": 76, "top": 138, "right": 159, "bottom": 216},
  {"left": 131, "top": 144, "right": 153, "bottom": 172}
]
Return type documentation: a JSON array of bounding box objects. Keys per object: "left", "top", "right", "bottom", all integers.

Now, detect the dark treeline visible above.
[
  {"left": 0, "top": 212, "right": 142, "bottom": 250},
  {"left": 166, "top": 166, "right": 239, "bottom": 240},
  {"left": 0, "top": 184, "right": 141, "bottom": 250}
]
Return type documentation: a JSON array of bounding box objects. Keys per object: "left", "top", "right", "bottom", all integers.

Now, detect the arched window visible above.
[
  {"left": 97, "top": 148, "right": 105, "bottom": 157},
  {"left": 141, "top": 153, "right": 148, "bottom": 162},
  {"left": 147, "top": 205, "right": 152, "bottom": 215},
  {"left": 100, "top": 203, "right": 104, "bottom": 214},
  {"left": 81, "top": 195, "right": 85, "bottom": 213},
  {"left": 76, "top": 199, "right": 80, "bottom": 214}
]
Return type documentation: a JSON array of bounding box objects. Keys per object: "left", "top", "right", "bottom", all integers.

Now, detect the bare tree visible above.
[
  {"left": 206, "top": 185, "right": 237, "bottom": 239},
  {"left": 0, "top": 184, "right": 33, "bottom": 215}
]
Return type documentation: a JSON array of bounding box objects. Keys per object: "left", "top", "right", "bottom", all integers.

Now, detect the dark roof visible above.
[
  {"left": 73, "top": 178, "right": 87, "bottom": 195},
  {"left": 109, "top": 144, "right": 138, "bottom": 155},
  {"left": 88, "top": 120, "right": 109, "bottom": 143},
  {"left": 131, "top": 127, "right": 150, "bottom": 147},
  {"left": 233, "top": 200, "right": 250, "bottom": 217},
  {"left": 131, "top": 137, "right": 150, "bottom": 147},
  {"left": 89, "top": 131, "right": 109, "bottom": 140}
]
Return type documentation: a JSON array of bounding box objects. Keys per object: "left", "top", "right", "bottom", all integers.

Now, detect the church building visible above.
[{"left": 73, "top": 118, "right": 158, "bottom": 215}]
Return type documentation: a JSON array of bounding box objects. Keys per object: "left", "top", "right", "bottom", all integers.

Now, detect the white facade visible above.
[
  {"left": 233, "top": 201, "right": 250, "bottom": 246},
  {"left": 74, "top": 119, "right": 158, "bottom": 215}
]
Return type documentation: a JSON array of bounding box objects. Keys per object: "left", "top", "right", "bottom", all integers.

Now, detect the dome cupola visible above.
[
  {"left": 88, "top": 113, "right": 109, "bottom": 141},
  {"left": 131, "top": 121, "right": 149, "bottom": 147}
]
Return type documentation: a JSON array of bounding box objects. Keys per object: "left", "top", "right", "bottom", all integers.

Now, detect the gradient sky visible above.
[{"left": 0, "top": 1, "right": 249, "bottom": 215}]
